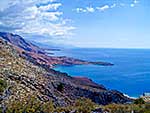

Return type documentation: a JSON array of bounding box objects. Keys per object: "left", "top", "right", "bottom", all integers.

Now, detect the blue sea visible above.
[{"left": 53, "top": 48, "right": 150, "bottom": 97}]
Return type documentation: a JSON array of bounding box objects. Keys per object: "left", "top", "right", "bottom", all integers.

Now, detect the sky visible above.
[{"left": 0, "top": 0, "right": 150, "bottom": 48}]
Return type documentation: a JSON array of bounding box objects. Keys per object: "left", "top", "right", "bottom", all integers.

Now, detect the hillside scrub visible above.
[{"left": 0, "top": 79, "right": 7, "bottom": 94}]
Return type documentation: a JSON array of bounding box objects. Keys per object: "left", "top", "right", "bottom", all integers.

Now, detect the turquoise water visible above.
[{"left": 54, "top": 48, "right": 150, "bottom": 97}]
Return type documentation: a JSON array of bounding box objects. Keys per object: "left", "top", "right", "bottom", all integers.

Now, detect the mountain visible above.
[
  {"left": 0, "top": 34, "right": 131, "bottom": 112},
  {"left": 0, "top": 32, "right": 45, "bottom": 54},
  {"left": 0, "top": 32, "right": 114, "bottom": 68},
  {"left": 31, "top": 40, "right": 74, "bottom": 49}
]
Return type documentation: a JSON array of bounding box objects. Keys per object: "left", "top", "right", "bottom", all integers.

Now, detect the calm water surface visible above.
[{"left": 53, "top": 48, "right": 150, "bottom": 97}]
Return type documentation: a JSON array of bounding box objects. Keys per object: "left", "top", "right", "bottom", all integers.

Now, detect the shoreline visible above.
[
  {"left": 123, "top": 94, "right": 137, "bottom": 100},
  {"left": 53, "top": 65, "right": 144, "bottom": 99}
]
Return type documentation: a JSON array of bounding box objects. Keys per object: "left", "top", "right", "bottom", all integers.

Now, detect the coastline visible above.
[
  {"left": 0, "top": 32, "right": 147, "bottom": 106},
  {"left": 52, "top": 48, "right": 150, "bottom": 98},
  {"left": 123, "top": 94, "right": 137, "bottom": 100}
]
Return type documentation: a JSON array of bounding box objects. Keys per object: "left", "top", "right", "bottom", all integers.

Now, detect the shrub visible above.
[
  {"left": 41, "top": 101, "right": 55, "bottom": 113},
  {"left": 103, "top": 104, "right": 132, "bottom": 113},
  {"left": 5, "top": 96, "right": 55, "bottom": 113},
  {"left": 57, "top": 83, "right": 64, "bottom": 92},
  {"left": 75, "top": 98, "right": 96, "bottom": 113},
  {"left": 0, "top": 79, "right": 7, "bottom": 94},
  {"left": 54, "top": 106, "right": 74, "bottom": 113},
  {"left": 134, "top": 98, "right": 145, "bottom": 104},
  {"left": 103, "top": 103, "right": 150, "bottom": 113}
]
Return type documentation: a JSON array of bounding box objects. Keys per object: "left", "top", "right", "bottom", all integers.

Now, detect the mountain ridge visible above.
[{"left": 0, "top": 32, "right": 114, "bottom": 68}]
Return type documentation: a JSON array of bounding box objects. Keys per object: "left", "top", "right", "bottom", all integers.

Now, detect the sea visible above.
[{"left": 50, "top": 48, "right": 150, "bottom": 98}]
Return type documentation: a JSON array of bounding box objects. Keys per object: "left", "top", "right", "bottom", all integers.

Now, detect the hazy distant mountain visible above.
[{"left": 31, "top": 40, "right": 75, "bottom": 49}]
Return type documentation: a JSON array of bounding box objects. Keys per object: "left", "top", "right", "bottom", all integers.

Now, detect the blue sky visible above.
[{"left": 0, "top": 0, "right": 150, "bottom": 48}]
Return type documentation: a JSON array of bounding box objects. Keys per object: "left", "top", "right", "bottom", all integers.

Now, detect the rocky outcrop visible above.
[{"left": 0, "top": 37, "right": 131, "bottom": 109}]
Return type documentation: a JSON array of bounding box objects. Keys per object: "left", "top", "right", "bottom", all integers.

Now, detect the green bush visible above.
[
  {"left": 57, "top": 83, "right": 64, "bottom": 92},
  {"left": 5, "top": 96, "right": 55, "bottom": 113},
  {"left": 103, "top": 104, "right": 132, "bottom": 113},
  {"left": 103, "top": 103, "right": 150, "bottom": 113},
  {"left": 54, "top": 107, "right": 72, "bottom": 113},
  {"left": 75, "top": 98, "right": 96, "bottom": 113},
  {"left": 0, "top": 79, "right": 7, "bottom": 94},
  {"left": 52, "top": 98, "right": 97, "bottom": 113},
  {"left": 134, "top": 98, "right": 145, "bottom": 104}
]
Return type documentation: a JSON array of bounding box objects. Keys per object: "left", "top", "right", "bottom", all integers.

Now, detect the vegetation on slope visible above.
[{"left": 1, "top": 96, "right": 150, "bottom": 113}]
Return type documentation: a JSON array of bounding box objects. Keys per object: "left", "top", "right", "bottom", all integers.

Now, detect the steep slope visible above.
[
  {"left": 0, "top": 37, "right": 131, "bottom": 111},
  {"left": 0, "top": 32, "right": 45, "bottom": 54},
  {"left": 0, "top": 32, "right": 113, "bottom": 68}
]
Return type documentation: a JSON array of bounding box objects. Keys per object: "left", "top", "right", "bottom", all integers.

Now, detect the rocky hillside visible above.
[
  {"left": 0, "top": 35, "right": 131, "bottom": 112},
  {"left": 0, "top": 32, "right": 45, "bottom": 54},
  {"left": 0, "top": 32, "right": 113, "bottom": 68}
]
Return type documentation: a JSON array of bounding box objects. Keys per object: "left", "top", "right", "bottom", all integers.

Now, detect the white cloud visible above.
[
  {"left": 110, "top": 4, "right": 116, "bottom": 8},
  {"left": 75, "top": 5, "right": 111, "bottom": 13},
  {"left": 134, "top": 0, "right": 139, "bottom": 4},
  {"left": 86, "top": 7, "right": 95, "bottom": 13},
  {"left": 41, "top": 11, "right": 63, "bottom": 21},
  {"left": 76, "top": 7, "right": 95, "bottom": 13},
  {"left": 0, "top": 0, "right": 74, "bottom": 38},
  {"left": 15, "top": 20, "right": 75, "bottom": 37},
  {"left": 0, "top": 21, "right": 3, "bottom": 25},
  {"left": 76, "top": 8, "right": 87, "bottom": 13},
  {"left": 75, "top": 0, "right": 140, "bottom": 14},
  {"left": 130, "top": 0, "right": 139, "bottom": 7},
  {"left": 96, "top": 5, "right": 110, "bottom": 11},
  {"left": 38, "top": 3, "right": 62, "bottom": 11},
  {"left": 130, "top": 4, "right": 135, "bottom": 7}
]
